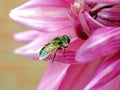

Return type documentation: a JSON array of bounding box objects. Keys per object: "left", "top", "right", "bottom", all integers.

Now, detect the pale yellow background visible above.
[{"left": 0, "top": 1, "right": 48, "bottom": 90}]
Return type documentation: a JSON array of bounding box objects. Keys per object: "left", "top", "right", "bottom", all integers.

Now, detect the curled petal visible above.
[
  {"left": 86, "top": 0, "right": 120, "bottom": 4},
  {"left": 79, "top": 11, "right": 104, "bottom": 36},
  {"left": 76, "top": 27, "right": 120, "bottom": 63},
  {"left": 81, "top": 12, "right": 104, "bottom": 34},
  {"left": 14, "top": 30, "right": 45, "bottom": 43},
  {"left": 96, "top": 17, "right": 120, "bottom": 26},
  {"left": 84, "top": 52, "right": 120, "bottom": 90},
  {"left": 91, "top": 3, "right": 111, "bottom": 12},
  {"left": 98, "top": 6, "right": 120, "bottom": 21},
  {"left": 9, "top": 0, "right": 71, "bottom": 32},
  {"left": 79, "top": 11, "right": 92, "bottom": 36}
]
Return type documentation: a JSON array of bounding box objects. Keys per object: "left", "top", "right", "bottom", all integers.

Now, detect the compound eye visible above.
[{"left": 64, "top": 35, "right": 70, "bottom": 43}]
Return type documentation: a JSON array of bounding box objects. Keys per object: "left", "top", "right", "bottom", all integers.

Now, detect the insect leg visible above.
[
  {"left": 64, "top": 45, "right": 69, "bottom": 52},
  {"left": 63, "top": 47, "right": 66, "bottom": 57},
  {"left": 51, "top": 49, "right": 58, "bottom": 63},
  {"left": 62, "top": 45, "right": 69, "bottom": 57}
]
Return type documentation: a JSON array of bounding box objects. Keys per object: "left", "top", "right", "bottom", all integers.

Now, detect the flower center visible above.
[
  {"left": 70, "top": 1, "right": 81, "bottom": 18},
  {"left": 69, "top": 0, "right": 88, "bottom": 40}
]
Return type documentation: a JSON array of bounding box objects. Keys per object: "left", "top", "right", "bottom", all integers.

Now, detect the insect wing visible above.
[
  {"left": 39, "top": 48, "right": 50, "bottom": 60},
  {"left": 39, "top": 43, "right": 58, "bottom": 60}
]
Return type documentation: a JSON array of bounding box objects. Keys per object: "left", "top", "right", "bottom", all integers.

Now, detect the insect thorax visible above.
[{"left": 61, "top": 35, "right": 70, "bottom": 44}]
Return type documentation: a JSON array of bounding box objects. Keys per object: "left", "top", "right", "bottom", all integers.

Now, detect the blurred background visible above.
[{"left": 0, "top": 0, "right": 48, "bottom": 90}]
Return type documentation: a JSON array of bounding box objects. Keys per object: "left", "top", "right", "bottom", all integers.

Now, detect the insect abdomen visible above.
[{"left": 39, "top": 43, "right": 59, "bottom": 59}]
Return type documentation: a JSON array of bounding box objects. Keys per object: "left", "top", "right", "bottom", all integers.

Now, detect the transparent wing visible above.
[{"left": 39, "top": 43, "right": 59, "bottom": 60}]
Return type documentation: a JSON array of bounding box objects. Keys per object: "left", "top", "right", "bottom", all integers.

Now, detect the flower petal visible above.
[
  {"left": 78, "top": 10, "right": 104, "bottom": 37},
  {"left": 91, "top": 3, "right": 111, "bottom": 12},
  {"left": 96, "top": 17, "right": 120, "bottom": 26},
  {"left": 38, "top": 58, "right": 102, "bottom": 90},
  {"left": 14, "top": 30, "right": 45, "bottom": 43},
  {"left": 38, "top": 62, "right": 70, "bottom": 90},
  {"left": 58, "top": 58, "right": 103, "bottom": 90},
  {"left": 15, "top": 37, "right": 83, "bottom": 63},
  {"left": 86, "top": 0, "right": 120, "bottom": 4},
  {"left": 9, "top": 0, "right": 71, "bottom": 32},
  {"left": 14, "top": 27, "right": 76, "bottom": 52},
  {"left": 84, "top": 52, "right": 120, "bottom": 90},
  {"left": 64, "top": 0, "right": 74, "bottom": 4},
  {"left": 76, "top": 27, "right": 120, "bottom": 63},
  {"left": 98, "top": 6, "right": 120, "bottom": 21},
  {"left": 14, "top": 35, "right": 51, "bottom": 60},
  {"left": 46, "top": 38, "right": 84, "bottom": 63},
  {"left": 99, "top": 74, "right": 120, "bottom": 90},
  {"left": 14, "top": 28, "right": 82, "bottom": 63},
  {"left": 81, "top": 12, "right": 105, "bottom": 32},
  {"left": 79, "top": 11, "right": 92, "bottom": 36}
]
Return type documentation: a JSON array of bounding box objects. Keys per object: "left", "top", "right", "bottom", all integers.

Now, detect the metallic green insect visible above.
[{"left": 39, "top": 35, "right": 70, "bottom": 62}]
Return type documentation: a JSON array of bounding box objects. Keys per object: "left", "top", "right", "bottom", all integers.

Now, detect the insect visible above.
[{"left": 39, "top": 35, "right": 70, "bottom": 62}]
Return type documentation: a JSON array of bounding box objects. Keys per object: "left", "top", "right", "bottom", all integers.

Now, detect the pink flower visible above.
[{"left": 9, "top": 0, "right": 120, "bottom": 90}]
